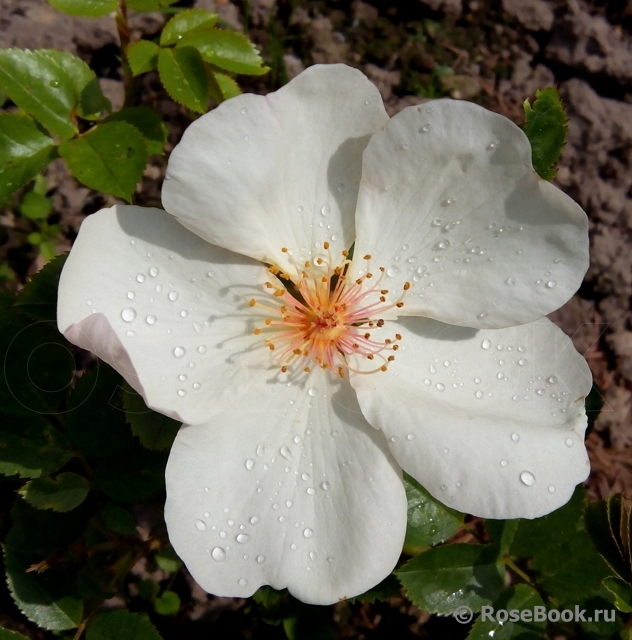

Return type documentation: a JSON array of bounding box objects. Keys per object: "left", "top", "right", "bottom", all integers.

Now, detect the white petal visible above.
[
  {"left": 162, "top": 64, "right": 389, "bottom": 274},
  {"left": 57, "top": 205, "right": 274, "bottom": 425},
  {"left": 349, "top": 316, "right": 592, "bottom": 519},
  {"left": 165, "top": 369, "right": 407, "bottom": 605},
  {"left": 351, "top": 99, "right": 589, "bottom": 328}
]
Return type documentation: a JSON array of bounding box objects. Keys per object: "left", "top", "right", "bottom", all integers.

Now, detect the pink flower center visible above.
[{"left": 250, "top": 243, "right": 410, "bottom": 378}]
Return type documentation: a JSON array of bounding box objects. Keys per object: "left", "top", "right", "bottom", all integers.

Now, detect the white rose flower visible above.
[{"left": 58, "top": 64, "right": 591, "bottom": 605}]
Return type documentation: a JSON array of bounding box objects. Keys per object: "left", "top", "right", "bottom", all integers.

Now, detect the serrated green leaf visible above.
[
  {"left": 47, "top": 0, "right": 117, "bottom": 17},
  {"left": 94, "top": 447, "right": 167, "bottom": 502},
  {"left": 13, "top": 254, "right": 67, "bottom": 322},
  {"left": 19, "top": 472, "right": 90, "bottom": 512},
  {"left": 396, "top": 544, "right": 504, "bottom": 615},
  {"left": 522, "top": 87, "right": 567, "bottom": 181},
  {"left": 0, "top": 628, "right": 31, "bottom": 640},
  {"left": 121, "top": 383, "right": 180, "bottom": 451},
  {"left": 160, "top": 9, "right": 218, "bottom": 46},
  {"left": 20, "top": 191, "right": 53, "bottom": 220},
  {"left": 347, "top": 574, "right": 401, "bottom": 604},
  {"left": 47, "top": 50, "right": 110, "bottom": 119},
  {"left": 4, "top": 548, "right": 83, "bottom": 631},
  {"left": 65, "top": 365, "right": 133, "bottom": 459},
  {"left": 154, "top": 590, "right": 180, "bottom": 616},
  {"left": 101, "top": 504, "right": 137, "bottom": 536},
  {"left": 128, "top": 0, "right": 178, "bottom": 10},
  {"left": 178, "top": 28, "right": 269, "bottom": 76},
  {"left": 209, "top": 70, "right": 241, "bottom": 102},
  {"left": 404, "top": 473, "right": 463, "bottom": 551},
  {"left": 59, "top": 121, "right": 147, "bottom": 201},
  {"left": 603, "top": 577, "right": 632, "bottom": 613},
  {"left": 0, "top": 49, "right": 76, "bottom": 138},
  {"left": 158, "top": 47, "right": 208, "bottom": 113},
  {"left": 128, "top": 40, "right": 160, "bottom": 76},
  {"left": 138, "top": 578, "right": 160, "bottom": 600},
  {"left": 154, "top": 544, "right": 182, "bottom": 573},
  {"left": 586, "top": 498, "right": 630, "bottom": 582},
  {"left": 104, "top": 107, "right": 167, "bottom": 155},
  {"left": 0, "top": 113, "right": 57, "bottom": 202},
  {"left": 86, "top": 609, "right": 163, "bottom": 640},
  {"left": 0, "top": 416, "right": 73, "bottom": 478},
  {"left": 467, "top": 584, "right": 546, "bottom": 640}
]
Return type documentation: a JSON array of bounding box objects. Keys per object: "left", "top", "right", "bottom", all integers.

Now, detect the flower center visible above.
[{"left": 249, "top": 243, "right": 410, "bottom": 378}]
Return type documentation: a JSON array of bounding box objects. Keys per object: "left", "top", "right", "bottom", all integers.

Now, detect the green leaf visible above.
[
  {"left": 486, "top": 519, "right": 520, "bottom": 557},
  {"left": 160, "top": 9, "right": 218, "bottom": 46},
  {"left": 347, "top": 573, "right": 401, "bottom": 604},
  {"left": 18, "top": 472, "right": 90, "bottom": 512},
  {"left": 13, "top": 254, "right": 67, "bottom": 322},
  {"left": 154, "top": 544, "right": 182, "bottom": 573},
  {"left": 47, "top": 0, "right": 117, "bottom": 17},
  {"left": 137, "top": 579, "right": 160, "bottom": 601},
  {"left": 65, "top": 365, "right": 133, "bottom": 459},
  {"left": 101, "top": 504, "right": 137, "bottom": 536},
  {"left": 104, "top": 107, "right": 167, "bottom": 156},
  {"left": 94, "top": 447, "right": 168, "bottom": 502},
  {"left": 158, "top": 47, "right": 208, "bottom": 114},
  {"left": 603, "top": 577, "right": 632, "bottom": 613},
  {"left": 252, "top": 585, "right": 284, "bottom": 607},
  {"left": 178, "top": 28, "right": 269, "bottom": 76},
  {"left": 20, "top": 191, "right": 53, "bottom": 220},
  {"left": 59, "top": 121, "right": 147, "bottom": 201},
  {"left": 154, "top": 590, "right": 180, "bottom": 616},
  {"left": 47, "top": 50, "right": 110, "bottom": 119},
  {"left": 86, "top": 610, "right": 163, "bottom": 640},
  {"left": 4, "top": 548, "right": 83, "bottom": 631},
  {"left": 0, "top": 416, "right": 73, "bottom": 478},
  {"left": 396, "top": 544, "right": 504, "bottom": 615},
  {"left": 128, "top": 40, "right": 160, "bottom": 77},
  {"left": 0, "top": 629, "right": 31, "bottom": 640},
  {"left": 467, "top": 584, "right": 546, "bottom": 640},
  {"left": 404, "top": 473, "right": 463, "bottom": 551},
  {"left": 522, "top": 87, "right": 567, "bottom": 181},
  {"left": 209, "top": 70, "right": 241, "bottom": 102},
  {"left": 0, "top": 113, "right": 57, "bottom": 202},
  {"left": 122, "top": 383, "right": 180, "bottom": 451},
  {"left": 128, "top": 0, "right": 178, "bottom": 10},
  {"left": 0, "top": 48, "right": 77, "bottom": 138}
]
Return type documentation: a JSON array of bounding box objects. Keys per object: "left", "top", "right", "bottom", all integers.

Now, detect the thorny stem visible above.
[{"left": 115, "top": 0, "right": 135, "bottom": 107}]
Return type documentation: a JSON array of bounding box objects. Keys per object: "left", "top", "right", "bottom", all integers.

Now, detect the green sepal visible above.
[
  {"left": 522, "top": 87, "right": 567, "bottom": 181},
  {"left": 160, "top": 9, "right": 218, "bottom": 46},
  {"left": 396, "top": 543, "right": 504, "bottom": 614},
  {"left": 13, "top": 253, "right": 67, "bottom": 322},
  {"left": 0, "top": 113, "right": 57, "bottom": 202},
  {"left": 47, "top": 0, "right": 117, "bottom": 18},
  {"left": 18, "top": 472, "right": 90, "bottom": 512},
  {"left": 158, "top": 47, "right": 209, "bottom": 114},
  {"left": 128, "top": 40, "right": 160, "bottom": 77},
  {"left": 404, "top": 472, "right": 463, "bottom": 552},
  {"left": 121, "top": 383, "right": 180, "bottom": 451},
  {"left": 177, "top": 28, "right": 269, "bottom": 76},
  {"left": 104, "top": 107, "right": 167, "bottom": 156},
  {"left": 59, "top": 121, "right": 147, "bottom": 202}
]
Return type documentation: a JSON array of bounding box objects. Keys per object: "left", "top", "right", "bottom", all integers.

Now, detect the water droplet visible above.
[
  {"left": 149, "top": 266, "right": 159, "bottom": 277},
  {"left": 193, "top": 382, "right": 201, "bottom": 390},
  {"left": 511, "top": 433, "right": 520, "bottom": 443},
  {"left": 420, "top": 124, "right": 432, "bottom": 133},
  {"left": 303, "top": 528, "right": 314, "bottom": 538},
  {"left": 136, "top": 273, "right": 145, "bottom": 283},
  {"left": 121, "top": 308, "right": 136, "bottom": 322},
  {"left": 168, "top": 291, "right": 179, "bottom": 302},
  {"left": 195, "top": 519, "right": 207, "bottom": 531},
  {"left": 518, "top": 359, "right": 528, "bottom": 366},
  {"left": 126, "top": 330, "right": 135, "bottom": 337},
  {"left": 436, "top": 383, "right": 445, "bottom": 392},
  {"left": 548, "top": 485, "right": 556, "bottom": 493},
  {"left": 127, "top": 291, "right": 135, "bottom": 299},
  {"left": 424, "top": 379, "right": 431, "bottom": 386},
  {"left": 477, "top": 311, "right": 489, "bottom": 319},
  {"left": 177, "top": 389, "right": 186, "bottom": 397},
  {"left": 475, "top": 390, "right": 484, "bottom": 399},
  {"left": 481, "top": 339, "right": 491, "bottom": 350},
  {"left": 434, "top": 240, "right": 450, "bottom": 251},
  {"left": 50, "top": 79, "right": 60, "bottom": 88},
  {"left": 487, "top": 141, "right": 498, "bottom": 150},
  {"left": 444, "top": 197, "right": 456, "bottom": 206},
  {"left": 236, "top": 533, "right": 250, "bottom": 544},
  {"left": 256, "top": 444, "right": 264, "bottom": 457},
  {"left": 386, "top": 265, "right": 400, "bottom": 277},
  {"left": 178, "top": 374, "right": 187, "bottom": 381},
  {"left": 306, "top": 487, "right": 315, "bottom": 495},
  {"left": 505, "top": 277, "right": 516, "bottom": 286},
  {"left": 211, "top": 546, "right": 226, "bottom": 561},
  {"left": 320, "top": 204, "right": 330, "bottom": 216},
  {"left": 238, "top": 578, "right": 248, "bottom": 586},
  {"left": 401, "top": 142, "right": 410, "bottom": 150},
  {"left": 547, "top": 376, "right": 558, "bottom": 385},
  {"left": 407, "top": 433, "right": 415, "bottom": 441},
  {"left": 390, "top": 436, "right": 399, "bottom": 443},
  {"left": 240, "top": 107, "right": 247, "bottom": 115},
  {"left": 320, "top": 481, "right": 331, "bottom": 491},
  {"left": 308, "top": 387, "right": 317, "bottom": 397},
  {"left": 520, "top": 471, "right": 535, "bottom": 486},
  {"left": 565, "top": 438, "right": 574, "bottom": 447},
  {"left": 301, "top": 473, "right": 310, "bottom": 481},
  {"left": 245, "top": 458, "right": 254, "bottom": 471},
  {"left": 280, "top": 446, "right": 292, "bottom": 460},
  {"left": 146, "top": 315, "right": 156, "bottom": 325},
  {"left": 545, "top": 280, "right": 556, "bottom": 289},
  {"left": 173, "top": 346, "right": 186, "bottom": 358},
  {"left": 256, "top": 555, "right": 265, "bottom": 563},
  {"left": 500, "top": 459, "right": 508, "bottom": 467},
  {"left": 536, "top": 388, "right": 545, "bottom": 395}
]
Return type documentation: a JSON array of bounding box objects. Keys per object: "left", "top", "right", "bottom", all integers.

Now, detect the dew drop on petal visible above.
[
  {"left": 308, "top": 387, "right": 317, "bottom": 397},
  {"left": 198, "top": 345, "right": 207, "bottom": 354},
  {"left": 136, "top": 274, "right": 145, "bottom": 283},
  {"left": 545, "top": 280, "right": 556, "bottom": 289},
  {"left": 149, "top": 266, "right": 159, "bottom": 277},
  {"left": 436, "top": 383, "right": 445, "bottom": 392},
  {"left": 303, "top": 528, "right": 314, "bottom": 538},
  {"left": 146, "top": 315, "right": 156, "bottom": 325},
  {"left": 121, "top": 308, "right": 136, "bottom": 322},
  {"left": 178, "top": 389, "right": 186, "bottom": 397},
  {"left": 173, "top": 346, "right": 186, "bottom": 358},
  {"left": 548, "top": 485, "right": 556, "bottom": 493},
  {"left": 547, "top": 376, "right": 558, "bottom": 384},
  {"left": 481, "top": 339, "right": 491, "bottom": 350},
  {"left": 565, "top": 438, "right": 574, "bottom": 447},
  {"left": 195, "top": 519, "right": 207, "bottom": 531},
  {"left": 475, "top": 391, "right": 484, "bottom": 399},
  {"left": 245, "top": 459, "right": 254, "bottom": 471},
  {"left": 500, "top": 459, "right": 508, "bottom": 467},
  {"left": 238, "top": 578, "right": 248, "bottom": 586},
  {"left": 250, "top": 516, "right": 260, "bottom": 524},
  {"left": 420, "top": 124, "right": 432, "bottom": 133},
  {"left": 505, "top": 278, "right": 516, "bottom": 286},
  {"left": 407, "top": 433, "right": 415, "bottom": 440},
  {"left": 256, "top": 555, "right": 265, "bottom": 563},
  {"left": 236, "top": 533, "right": 250, "bottom": 544},
  {"left": 518, "top": 359, "right": 528, "bottom": 366},
  {"left": 168, "top": 291, "right": 179, "bottom": 302},
  {"left": 511, "top": 433, "right": 520, "bottom": 443},
  {"left": 321, "top": 204, "right": 330, "bottom": 216},
  {"left": 211, "top": 546, "right": 226, "bottom": 561},
  {"left": 520, "top": 471, "right": 535, "bottom": 486},
  {"left": 127, "top": 291, "right": 135, "bottom": 299}
]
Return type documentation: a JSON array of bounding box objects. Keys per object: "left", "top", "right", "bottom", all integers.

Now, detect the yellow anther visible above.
[
  {"left": 316, "top": 258, "right": 323, "bottom": 265},
  {"left": 268, "top": 343, "right": 275, "bottom": 350},
  {"left": 265, "top": 319, "right": 272, "bottom": 325},
  {"left": 393, "top": 345, "right": 399, "bottom": 351},
  {"left": 281, "top": 247, "right": 288, "bottom": 253},
  {"left": 281, "top": 366, "right": 288, "bottom": 373},
  {"left": 265, "top": 282, "right": 274, "bottom": 288},
  {"left": 249, "top": 299, "right": 256, "bottom": 307},
  {"left": 304, "top": 366, "right": 311, "bottom": 373},
  {"left": 379, "top": 267, "right": 385, "bottom": 272},
  {"left": 337, "top": 367, "right": 345, "bottom": 378},
  {"left": 396, "top": 302, "right": 404, "bottom": 308},
  {"left": 366, "top": 272, "right": 373, "bottom": 278},
  {"left": 364, "top": 333, "right": 371, "bottom": 339},
  {"left": 380, "top": 365, "right": 388, "bottom": 372},
  {"left": 380, "top": 296, "right": 386, "bottom": 302},
  {"left": 321, "top": 276, "right": 327, "bottom": 283},
  {"left": 323, "top": 241, "right": 330, "bottom": 249},
  {"left": 274, "top": 289, "right": 284, "bottom": 297},
  {"left": 367, "top": 354, "right": 374, "bottom": 360},
  {"left": 381, "top": 289, "right": 388, "bottom": 295},
  {"left": 395, "top": 333, "right": 402, "bottom": 340},
  {"left": 254, "top": 328, "right": 261, "bottom": 335},
  {"left": 403, "top": 282, "right": 411, "bottom": 291},
  {"left": 363, "top": 254, "right": 372, "bottom": 260},
  {"left": 377, "top": 319, "right": 385, "bottom": 327},
  {"left": 293, "top": 349, "right": 302, "bottom": 355},
  {"left": 304, "top": 261, "right": 310, "bottom": 268},
  {"left": 385, "top": 339, "right": 392, "bottom": 344},
  {"left": 342, "top": 250, "right": 349, "bottom": 256},
  {"left": 387, "top": 356, "right": 395, "bottom": 362},
  {"left": 356, "top": 279, "right": 362, "bottom": 285}
]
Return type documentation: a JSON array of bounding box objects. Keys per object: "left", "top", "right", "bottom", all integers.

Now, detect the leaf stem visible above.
[
  {"left": 504, "top": 556, "right": 536, "bottom": 587},
  {"left": 115, "top": 0, "right": 135, "bottom": 107}
]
